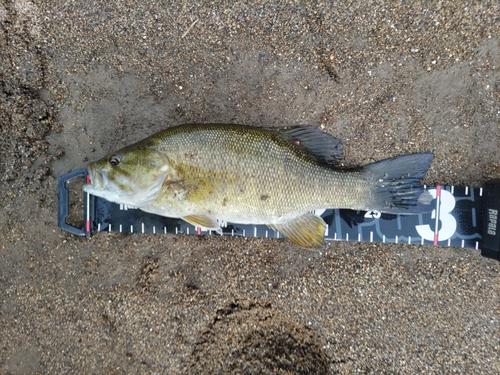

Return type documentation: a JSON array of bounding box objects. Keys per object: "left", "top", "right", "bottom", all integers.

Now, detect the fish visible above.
[{"left": 83, "top": 123, "right": 434, "bottom": 248}]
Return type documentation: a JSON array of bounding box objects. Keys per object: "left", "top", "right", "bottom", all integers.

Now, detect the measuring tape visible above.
[{"left": 58, "top": 169, "right": 500, "bottom": 261}]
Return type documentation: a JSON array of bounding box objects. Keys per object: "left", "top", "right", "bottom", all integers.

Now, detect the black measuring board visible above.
[{"left": 58, "top": 169, "right": 500, "bottom": 261}]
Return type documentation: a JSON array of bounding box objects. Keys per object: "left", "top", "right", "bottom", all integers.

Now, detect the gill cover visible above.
[{"left": 84, "top": 144, "right": 171, "bottom": 207}]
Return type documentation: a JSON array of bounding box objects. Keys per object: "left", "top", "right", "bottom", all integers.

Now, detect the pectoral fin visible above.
[
  {"left": 267, "top": 212, "right": 326, "bottom": 249},
  {"left": 182, "top": 214, "right": 222, "bottom": 234}
]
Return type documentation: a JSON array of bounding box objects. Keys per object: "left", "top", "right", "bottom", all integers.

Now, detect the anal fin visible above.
[
  {"left": 182, "top": 214, "right": 222, "bottom": 234},
  {"left": 267, "top": 212, "right": 326, "bottom": 249}
]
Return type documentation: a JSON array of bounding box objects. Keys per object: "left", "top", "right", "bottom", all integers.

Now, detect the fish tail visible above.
[{"left": 365, "top": 152, "right": 434, "bottom": 214}]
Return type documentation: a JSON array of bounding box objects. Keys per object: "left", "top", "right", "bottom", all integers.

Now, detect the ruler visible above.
[{"left": 58, "top": 169, "right": 500, "bottom": 261}]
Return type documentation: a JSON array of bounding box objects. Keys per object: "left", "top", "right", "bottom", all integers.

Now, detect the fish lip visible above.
[
  {"left": 87, "top": 164, "right": 95, "bottom": 182},
  {"left": 83, "top": 166, "right": 94, "bottom": 193},
  {"left": 86, "top": 165, "right": 94, "bottom": 183},
  {"left": 84, "top": 164, "right": 105, "bottom": 191}
]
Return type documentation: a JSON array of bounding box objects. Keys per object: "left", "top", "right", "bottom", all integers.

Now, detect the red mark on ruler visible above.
[{"left": 433, "top": 185, "right": 441, "bottom": 246}]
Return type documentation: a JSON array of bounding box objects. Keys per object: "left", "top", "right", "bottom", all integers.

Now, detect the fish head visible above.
[{"left": 83, "top": 143, "right": 171, "bottom": 207}]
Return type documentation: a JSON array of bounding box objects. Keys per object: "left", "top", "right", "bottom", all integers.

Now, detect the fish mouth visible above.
[
  {"left": 83, "top": 164, "right": 107, "bottom": 193},
  {"left": 83, "top": 164, "right": 128, "bottom": 205}
]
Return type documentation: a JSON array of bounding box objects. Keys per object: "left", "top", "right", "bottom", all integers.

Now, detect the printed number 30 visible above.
[{"left": 416, "top": 189, "right": 457, "bottom": 242}]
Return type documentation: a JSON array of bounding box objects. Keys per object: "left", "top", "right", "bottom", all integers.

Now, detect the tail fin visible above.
[{"left": 366, "top": 153, "right": 434, "bottom": 214}]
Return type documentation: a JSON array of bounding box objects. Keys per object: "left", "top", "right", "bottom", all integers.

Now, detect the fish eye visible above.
[{"left": 109, "top": 156, "right": 121, "bottom": 167}]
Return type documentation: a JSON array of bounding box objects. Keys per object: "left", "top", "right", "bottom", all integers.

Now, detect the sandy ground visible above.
[{"left": 1, "top": 1, "right": 499, "bottom": 374}]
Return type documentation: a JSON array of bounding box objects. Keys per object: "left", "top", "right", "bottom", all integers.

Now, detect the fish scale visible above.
[{"left": 151, "top": 125, "right": 366, "bottom": 219}]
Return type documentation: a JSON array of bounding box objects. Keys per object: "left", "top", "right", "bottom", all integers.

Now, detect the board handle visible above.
[
  {"left": 57, "top": 168, "right": 89, "bottom": 236},
  {"left": 481, "top": 179, "right": 500, "bottom": 261}
]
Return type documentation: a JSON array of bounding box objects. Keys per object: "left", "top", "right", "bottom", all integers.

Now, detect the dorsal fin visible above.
[{"left": 270, "top": 125, "right": 343, "bottom": 166}]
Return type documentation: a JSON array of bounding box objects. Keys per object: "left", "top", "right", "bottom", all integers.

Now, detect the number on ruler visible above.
[
  {"left": 416, "top": 189, "right": 457, "bottom": 241},
  {"left": 364, "top": 210, "right": 381, "bottom": 219}
]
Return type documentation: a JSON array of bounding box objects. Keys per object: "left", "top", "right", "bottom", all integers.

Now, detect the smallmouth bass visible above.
[{"left": 84, "top": 124, "right": 433, "bottom": 248}]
